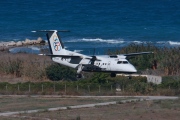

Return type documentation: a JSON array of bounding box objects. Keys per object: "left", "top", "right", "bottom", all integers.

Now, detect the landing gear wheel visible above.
[
  {"left": 110, "top": 73, "right": 116, "bottom": 77},
  {"left": 76, "top": 74, "right": 82, "bottom": 78}
]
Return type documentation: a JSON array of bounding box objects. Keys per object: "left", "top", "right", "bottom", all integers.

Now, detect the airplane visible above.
[{"left": 32, "top": 30, "right": 153, "bottom": 78}]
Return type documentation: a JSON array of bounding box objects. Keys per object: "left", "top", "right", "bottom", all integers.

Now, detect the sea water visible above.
[{"left": 1, "top": 0, "right": 180, "bottom": 54}]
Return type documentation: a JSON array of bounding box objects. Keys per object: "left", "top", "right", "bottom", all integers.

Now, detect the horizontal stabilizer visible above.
[
  {"left": 123, "top": 52, "right": 153, "bottom": 56},
  {"left": 32, "top": 30, "right": 70, "bottom": 33}
]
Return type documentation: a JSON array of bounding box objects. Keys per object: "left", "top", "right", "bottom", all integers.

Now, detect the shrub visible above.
[{"left": 45, "top": 63, "right": 77, "bottom": 81}]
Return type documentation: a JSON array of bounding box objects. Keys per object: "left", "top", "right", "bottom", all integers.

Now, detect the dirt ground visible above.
[
  {"left": 0, "top": 96, "right": 127, "bottom": 112},
  {"left": 0, "top": 96, "right": 180, "bottom": 120},
  {"left": 20, "top": 100, "right": 180, "bottom": 120}
]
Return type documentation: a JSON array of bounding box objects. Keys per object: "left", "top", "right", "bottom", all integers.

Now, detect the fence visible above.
[
  {"left": 1, "top": 81, "right": 179, "bottom": 96},
  {"left": 0, "top": 82, "right": 116, "bottom": 95}
]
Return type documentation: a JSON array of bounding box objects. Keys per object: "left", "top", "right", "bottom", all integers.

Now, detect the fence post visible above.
[
  {"left": 88, "top": 85, "right": 90, "bottom": 92},
  {"left": 99, "top": 85, "right": 101, "bottom": 93},
  {"left": 42, "top": 84, "right": 44, "bottom": 92},
  {"left": 6, "top": 84, "right": 7, "bottom": 92},
  {"left": 77, "top": 85, "right": 79, "bottom": 91},
  {"left": 54, "top": 83, "right": 56, "bottom": 93},
  {"left": 18, "top": 84, "right": 19, "bottom": 91},
  {"left": 111, "top": 85, "right": 112, "bottom": 92},
  {"left": 29, "top": 84, "right": 31, "bottom": 92},
  {"left": 65, "top": 83, "right": 66, "bottom": 94}
]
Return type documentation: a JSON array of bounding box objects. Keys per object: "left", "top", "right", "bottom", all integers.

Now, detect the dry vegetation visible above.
[{"left": 0, "top": 51, "right": 53, "bottom": 82}]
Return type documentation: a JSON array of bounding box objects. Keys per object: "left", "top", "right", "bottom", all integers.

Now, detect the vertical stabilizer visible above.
[
  {"left": 46, "top": 30, "right": 65, "bottom": 55},
  {"left": 32, "top": 30, "right": 69, "bottom": 55}
]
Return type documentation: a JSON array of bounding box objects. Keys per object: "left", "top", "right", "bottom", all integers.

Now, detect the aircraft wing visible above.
[
  {"left": 39, "top": 54, "right": 102, "bottom": 61},
  {"left": 122, "top": 52, "right": 153, "bottom": 56},
  {"left": 39, "top": 54, "right": 83, "bottom": 58},
  {"left": 84, "top": 56, "right": 102, "bottom": 61}
]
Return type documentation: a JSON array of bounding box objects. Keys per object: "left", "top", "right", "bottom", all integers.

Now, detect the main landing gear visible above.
[
  {"left": 76, "top": 74, "right": 83, "bottom": 78},
  {"left": 110, "top": 73, "right": 116, "bottom": 77}
]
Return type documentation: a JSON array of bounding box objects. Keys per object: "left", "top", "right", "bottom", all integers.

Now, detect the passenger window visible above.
[
  {"left": 117, "top": 61, "right": 128, "bottom": 64},
  {"left": 110, "top": 55, "right": 118, "bottom": 58},
  {"left": 123, "top": 61, "right": 128, "bottom": 64},
  {"left": 117, "top": 61, "right": 123, "bottom": 64}
]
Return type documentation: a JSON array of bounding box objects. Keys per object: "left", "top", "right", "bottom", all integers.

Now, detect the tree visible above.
[
  {"left": 90, "top": 73, "right": 109, "bottom": 84},
  {"left": 45, "top": 63, "right": 77, "bottom": 81}
]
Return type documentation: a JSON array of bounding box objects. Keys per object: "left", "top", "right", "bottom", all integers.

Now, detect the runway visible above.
[{"left": 0, "top": 95, "right": 178, "bottom": 117}]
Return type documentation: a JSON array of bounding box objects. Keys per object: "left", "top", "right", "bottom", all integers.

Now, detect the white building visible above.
[{"left": 147, "top": 75, "right": 162, "bottom": 84}]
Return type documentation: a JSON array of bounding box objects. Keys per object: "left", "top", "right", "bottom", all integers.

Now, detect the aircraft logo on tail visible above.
[{"left": 53, "top": 35, "right": 61, "bottom": 51}]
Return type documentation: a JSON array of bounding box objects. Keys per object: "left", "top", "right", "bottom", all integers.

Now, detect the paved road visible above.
[{"left": 0, "top": 95, "right": 178, "bottom": 99}]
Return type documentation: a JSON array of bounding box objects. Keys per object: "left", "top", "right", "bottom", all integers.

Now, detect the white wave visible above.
[
  {"left": 168, "top": 41, "right": 180, "bottom": 45},
  {"left": 82, "top": 38, "right": 124, "bottom": 44},
  {"left": 132, "top": 41, "right": 143, "bottom": 44},
  {"left": 66, "top": 38, "right": 124, "bottom": 44},
  {"left": 157, "top": 41, "right": 166, "bottom": 44}
]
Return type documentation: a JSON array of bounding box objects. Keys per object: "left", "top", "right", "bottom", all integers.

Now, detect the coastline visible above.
[{"left": 0, "top": 37, "right": 45, "bottom": 52}]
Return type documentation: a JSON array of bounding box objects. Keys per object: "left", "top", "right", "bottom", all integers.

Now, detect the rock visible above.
[
  {"left": 36, "top": 37, "right": 45, "bottom": 44},
  {"left": 7, "top": 41, "right": 16, "bottom": 46},
  {"left": 16, "top": 41, "right": 23, "bottom": 46},
  {"left": 31, "top": 40, "right": 38, "bottom": 44},
  {"left": 0, "top": 43, "right": 4, "bottom": 47},
  {"left": 24, "top": 39, "right": 33, "bottom": 45},
  {"left": 37, "top": 37, "right": 43, "bottom": 43},
  {"left": 1, "top": 37, "right": 46, "bottom": 52},
  {"left": 40, "top": 40, "right": 46, "bottom": 44}
]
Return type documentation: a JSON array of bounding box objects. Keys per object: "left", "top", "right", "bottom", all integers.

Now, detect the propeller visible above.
[
  {"left": 91, "top": 56, "right": 96, "bottom": 65},
  {"left": 91, "top": 48, "right": 96, "bottom": 65},
  {"left": 85, "top": 48, "right": 101, "bottom": 64}
]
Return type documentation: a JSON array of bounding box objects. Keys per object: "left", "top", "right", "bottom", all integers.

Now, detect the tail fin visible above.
[{"left": 32, "top": 30, "right": 69, "bottom": 55}]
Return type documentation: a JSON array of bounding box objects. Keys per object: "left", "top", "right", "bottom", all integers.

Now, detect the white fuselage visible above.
[{"left": 52, "top": 50, "right": 137, "bottom": 74}]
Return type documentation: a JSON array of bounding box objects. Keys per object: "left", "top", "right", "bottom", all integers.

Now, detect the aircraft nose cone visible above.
[
  {"left": 129, "top": 65, "right": 137, "bottom": 73},
  {"left": 132, "top": 68, "right": 137, "bottom": 73}
]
